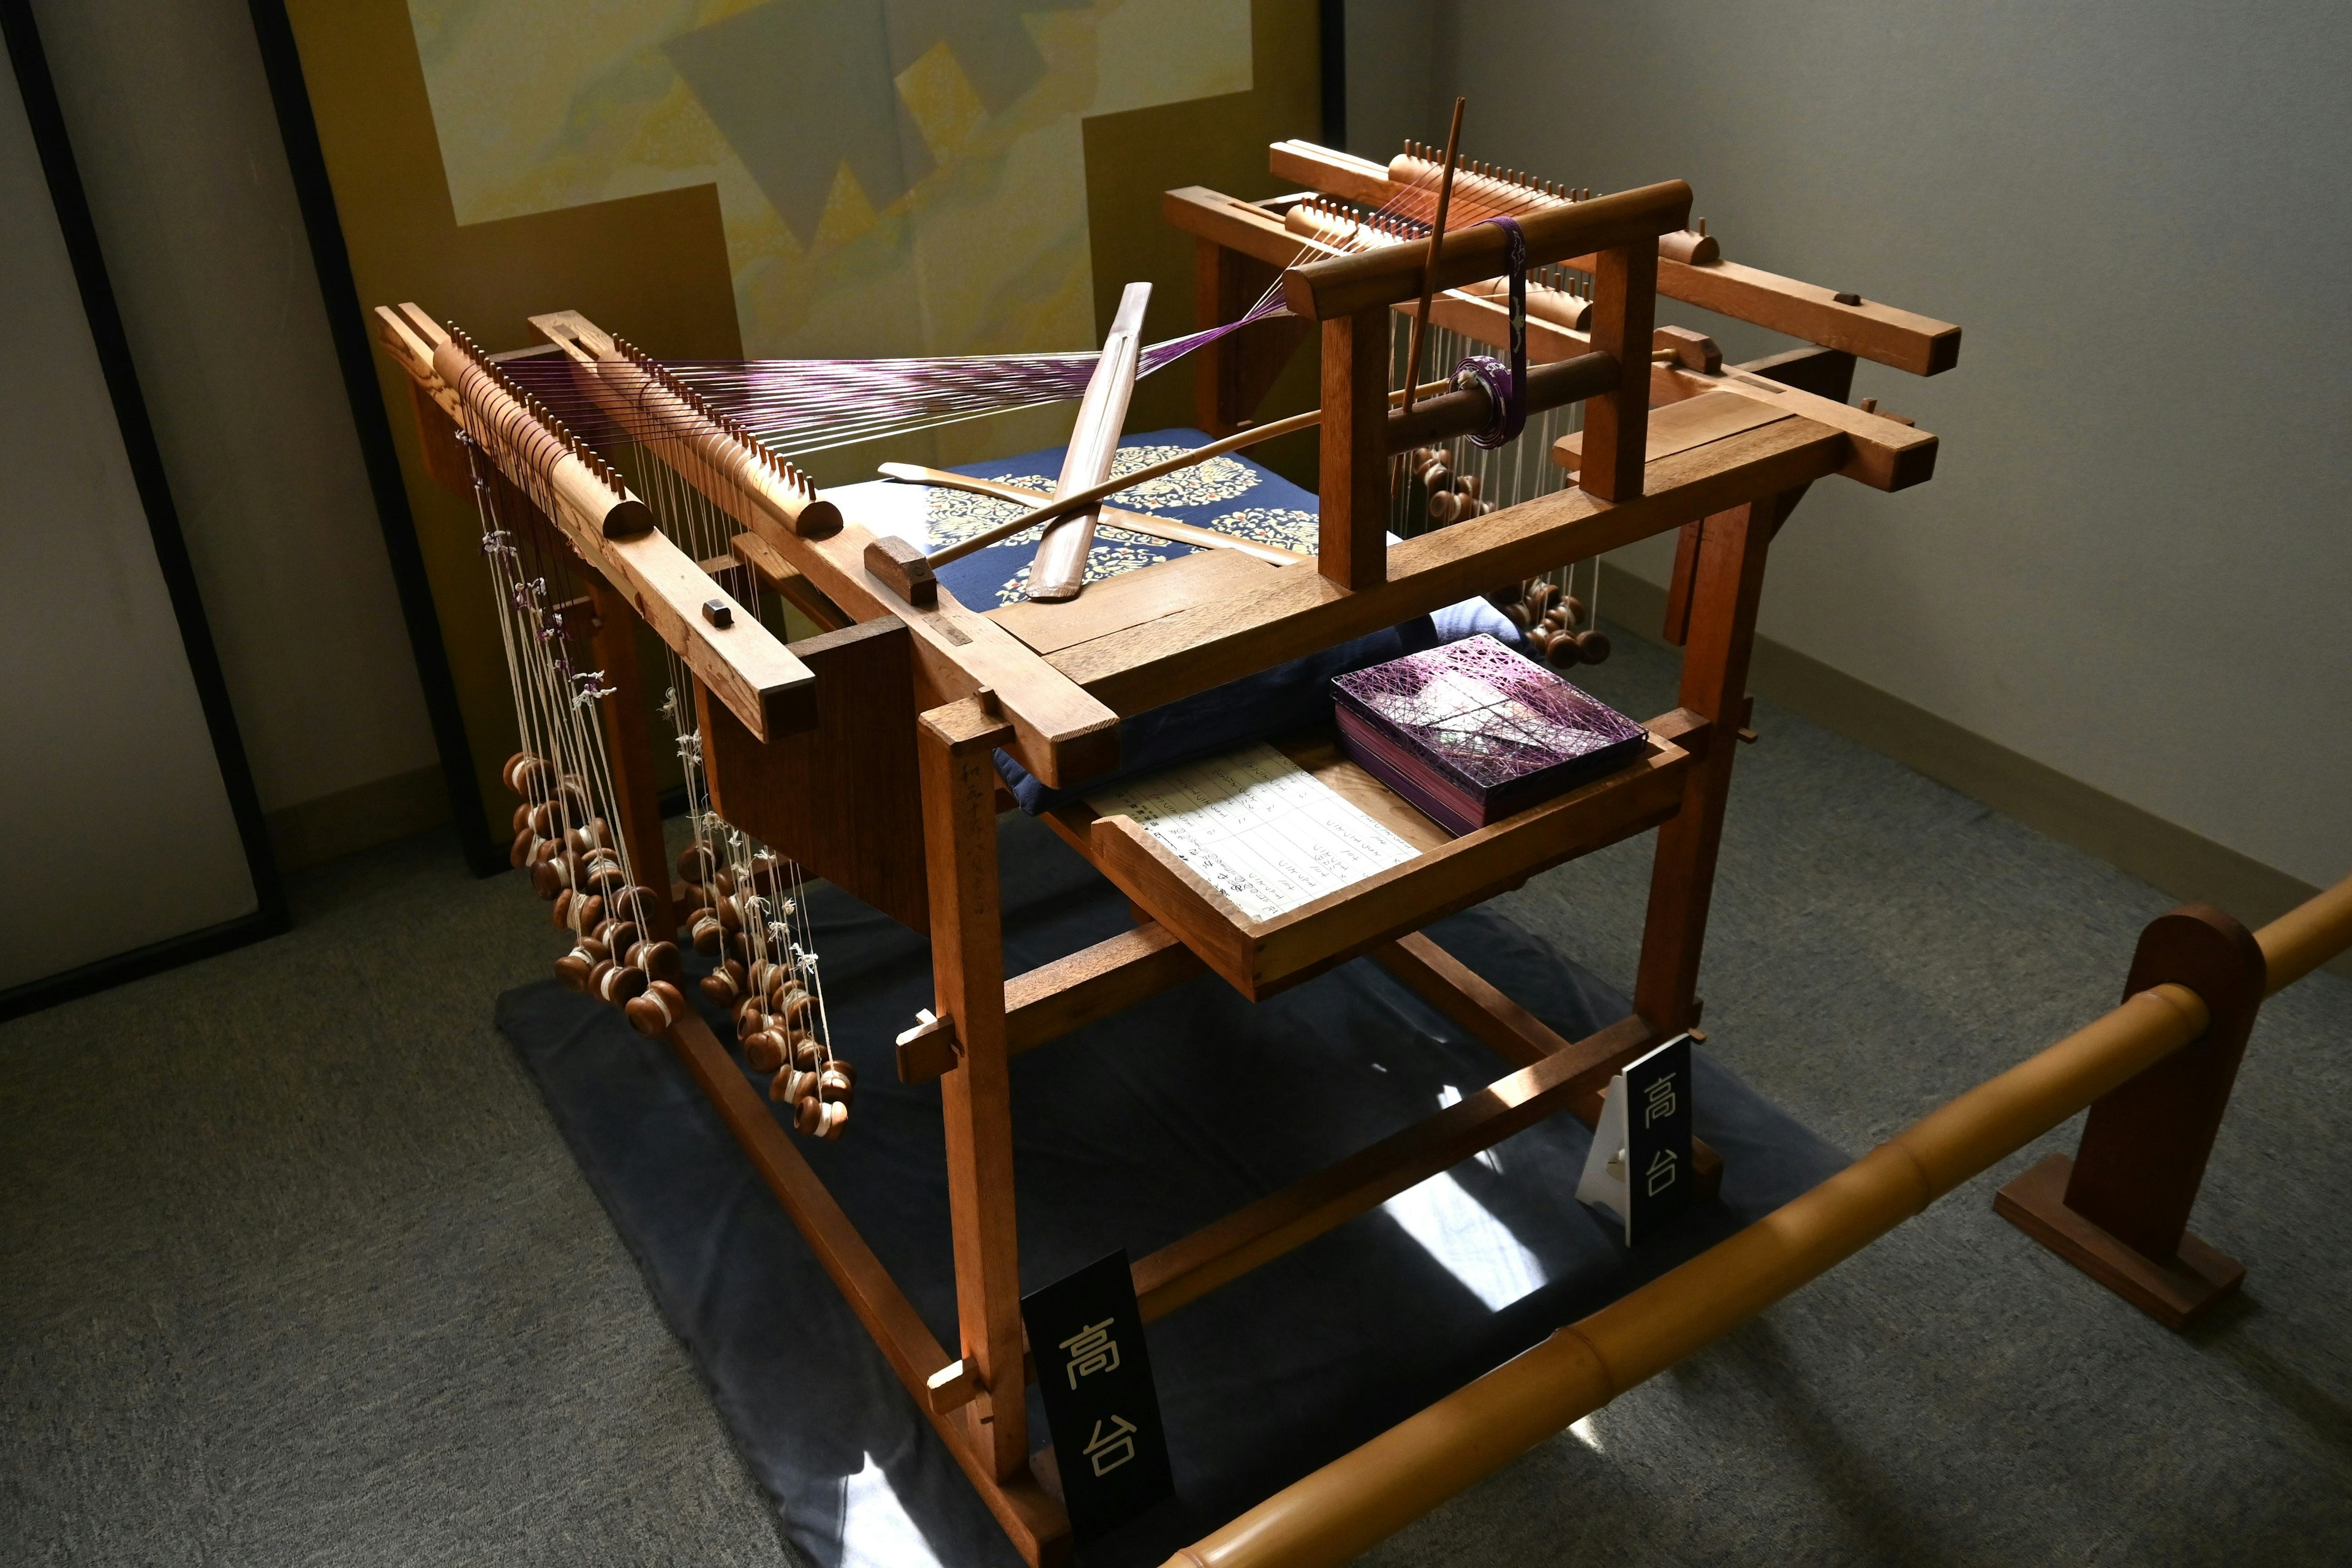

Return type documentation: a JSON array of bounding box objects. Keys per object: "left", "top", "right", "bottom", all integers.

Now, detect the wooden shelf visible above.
[{"left": 1047, "top": 709, "right": 1710, "bottom": 1000}]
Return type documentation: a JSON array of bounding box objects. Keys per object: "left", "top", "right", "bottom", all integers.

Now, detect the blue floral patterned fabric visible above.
[{"left": 925, "top": 427, "right": 1321, "bottom": 609}]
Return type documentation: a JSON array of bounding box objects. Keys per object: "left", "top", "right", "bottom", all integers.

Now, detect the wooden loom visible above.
[{"left": 377, "top": 138, "right": 1962, "bottom": 1565}]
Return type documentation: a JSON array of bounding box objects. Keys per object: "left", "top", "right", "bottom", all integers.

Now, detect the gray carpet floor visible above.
[{"left": 4, "top": 625, "right": 2346, "bottom": 1567}]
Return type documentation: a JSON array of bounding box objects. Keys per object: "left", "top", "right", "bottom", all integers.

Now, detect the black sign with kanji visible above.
[
  {"left": 1020, "top": 1249, "right": 1172, "bottom": 1541},
  {"left": 1624, "top": 1033, "right": 1694, "bottom": 1241}
]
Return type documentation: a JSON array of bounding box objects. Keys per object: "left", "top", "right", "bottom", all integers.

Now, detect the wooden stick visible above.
[
  {"left": 918, "top": 375, "right": 1453, "bottom": 570},
  {"left": 1400, "top": 97, "right": 1466, "bottom": 415},
  {"left": 876, "top": 465, "right": 1303, "bottom": 565}
]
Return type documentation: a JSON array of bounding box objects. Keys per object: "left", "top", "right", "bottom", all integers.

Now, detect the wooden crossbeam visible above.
[
  {"left": 1374, "top": 934, "right": 1722, "bottom": 1197},
  {"left": 1129, "top": 1011, "right": 1665, "bottom": 1322},
  {"left": 1265, "top": 140, "right": 1961, "bottom": 376},
  {"left": 1005, "top": 923, "right": 1206, "bottom": 1056}
]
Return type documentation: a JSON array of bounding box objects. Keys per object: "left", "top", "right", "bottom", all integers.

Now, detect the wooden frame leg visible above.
[
  {"left": 1317, "top": 306, "right": 1390, "bottom": 591},
  {"left": 1631, "top": 494, "right": 1784, "bottom": 1035},
  {"left": 917, "top": 699, "right": 1036, "bottom": 1488},
  {"left": 1995, "top": 903, "right": 2267, "bottom": 1329}
]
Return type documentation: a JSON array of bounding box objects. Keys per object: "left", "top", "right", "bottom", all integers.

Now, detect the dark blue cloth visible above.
[{"left": 499, "top": 813, "right": 1850, "bottom": 1568}]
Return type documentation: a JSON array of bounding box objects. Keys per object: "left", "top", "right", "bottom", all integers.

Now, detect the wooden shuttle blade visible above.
[{"left": 1027, "top": 282, "right": 1150, "bottom": 601}]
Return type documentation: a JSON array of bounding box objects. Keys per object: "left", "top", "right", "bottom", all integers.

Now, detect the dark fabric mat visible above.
[{"left": 499, "top": 815, "right": 1849, "bottom": 1567}]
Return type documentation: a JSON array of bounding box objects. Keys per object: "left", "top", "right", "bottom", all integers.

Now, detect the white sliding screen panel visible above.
[{"left": 1, "top": 13, "right": 279, "bottom": 1005}]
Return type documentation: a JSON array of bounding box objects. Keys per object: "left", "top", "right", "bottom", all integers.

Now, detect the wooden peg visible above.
[{"left": 863, "top": 535, "right": 937, "bottom": 607}]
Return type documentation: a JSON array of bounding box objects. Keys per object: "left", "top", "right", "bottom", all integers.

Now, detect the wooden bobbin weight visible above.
[
  {"left": 596, "top": 962, "right": 649, "bottom": 1006},
  {"left": 699, "top": 957, "right": 747, "bottom": 1006},
  {"left": 692, "top": 914, "right": 724, "bottom": 956},
  {"left": 814, "top": 1100, "right": 847, "bottom": 1141},
  {"left": 818, "top": 1066, "right": 854, "bottom": 1105},
  {"left": 627, "top": 940, "right": 684, "bottom": 986},
  {"left": 553, "top": 950, "right": 593, "bottom": 992},
  {"left": 529, "top": 853, "right": 574, "bottom": 900},
  {"left": 624, "top": 980, "right": 687, "bottom": 1040},
  {"left": 509, "top": 829, "right": 535, "bottom": 869},
  {"left": 1574, "top": 628, "right": 1612, "bottom": 663},
  {"left": 746, "top": 1029, "right": 789, "bottom": 1072}
]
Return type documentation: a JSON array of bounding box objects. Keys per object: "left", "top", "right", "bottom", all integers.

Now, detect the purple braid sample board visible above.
[
  {"left": 1333, "top": 635, "right": 1651, "bottom": 835},
  {"left": 499, "top": 813, "right": 1847, "bottom": 1567}
]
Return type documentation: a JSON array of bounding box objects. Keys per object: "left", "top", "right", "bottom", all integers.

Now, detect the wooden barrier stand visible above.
[{"left": 1158, "top": 874, "right": 2352, "bottom": 1568}]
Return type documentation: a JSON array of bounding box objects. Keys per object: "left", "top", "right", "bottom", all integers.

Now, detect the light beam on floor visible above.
[
  {"left": 1382, "top": 1096, "right": 1550, "bottom": 1311},
  {"left": 839, "top": 1450, "right": 948, "bottom": 1568}
]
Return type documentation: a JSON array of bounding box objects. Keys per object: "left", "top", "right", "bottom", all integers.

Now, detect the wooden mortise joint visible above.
[
  {"left": 895, "top": 1009, "right": 961, "bottom": 1083},
  {"left": 864, "top": 535, "right": 937, "bottom": 608}
]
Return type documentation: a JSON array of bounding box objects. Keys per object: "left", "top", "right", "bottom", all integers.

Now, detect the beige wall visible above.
[
  {"left": 33, "top": 0, "right": 440, "bottom": 845},
  {"left": 1353, "top": 0, "right": 2350, "bottom": 890}
]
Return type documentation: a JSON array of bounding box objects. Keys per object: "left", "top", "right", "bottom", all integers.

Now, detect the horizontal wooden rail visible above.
[
  {"left": 1131, "top": 1012, "right": 1662, "bottom": 1324},
  {"left": 1264, "top": 141, "right": 1960, "bottom": 375},
  {"left": 1161, "top": 872, "right": 2352, "bottom": 1568}
]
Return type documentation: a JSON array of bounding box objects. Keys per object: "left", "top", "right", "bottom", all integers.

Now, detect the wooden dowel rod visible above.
[
  {"left": 1384, "top": 352, "right": 1616, "bottom": 451},
  {"left": 1160, "top": 872, "right": 2352, "bottom": 1568},
  {"left": 2258, "top": 873, "right": 2352, "bottom": 994},
  {"left": 1400, "top": 97, "right": 1466, "bottom": 416}
]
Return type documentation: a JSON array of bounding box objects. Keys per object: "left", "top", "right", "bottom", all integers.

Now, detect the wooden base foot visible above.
[{"left": 1994, "top": 1153, "right": 2243, "bottom": 1332}]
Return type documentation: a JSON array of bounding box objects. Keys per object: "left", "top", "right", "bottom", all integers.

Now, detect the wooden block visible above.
[
  {"left": 865, "top": 534, "right": 938, "bottom": 608},
  {"left": 697, "top": 618, "right": 931, "bottom": 932},
  {"left": 897, "top": 1012, "right": 961, "bottom": 1083},
  {"left": 1657, "top": 228, "right": 1721, "bottom": 265},
  {"left": 1995, "top": 1153, "right": 2244, "bottom": 1331},
  {"left": 1653, "top": 325, "right": 1722, "bottom": 374}
]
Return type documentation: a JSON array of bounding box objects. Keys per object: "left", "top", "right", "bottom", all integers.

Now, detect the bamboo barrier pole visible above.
[{"left": 1163, "top": 873, "right": 2352, "bottom": 1568}]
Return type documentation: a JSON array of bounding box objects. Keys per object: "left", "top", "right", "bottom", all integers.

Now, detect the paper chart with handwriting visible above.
[{"left": 1086, "top": 744, "right": 1419, "bottom": 922}]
